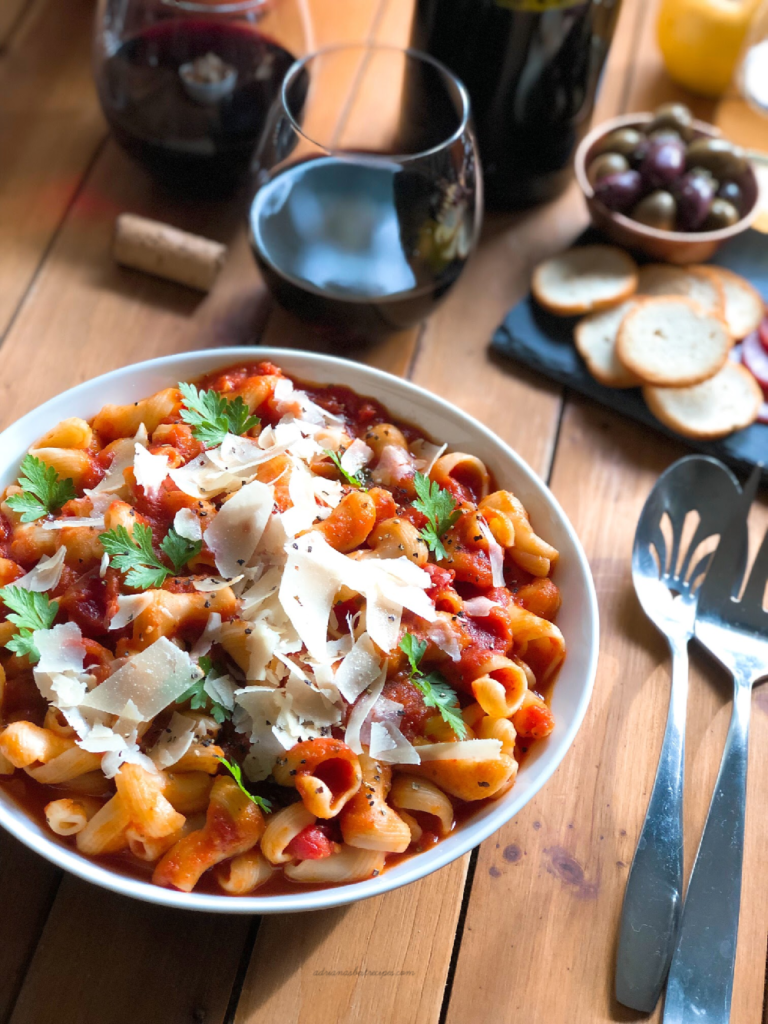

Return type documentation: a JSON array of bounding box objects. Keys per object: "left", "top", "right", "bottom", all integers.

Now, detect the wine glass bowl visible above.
[
  {"left": 93, "top": 0, "right": 310, "bottom": 195},
  {"left": 248, "top": 44, "right": 481, "bottom": 340}
]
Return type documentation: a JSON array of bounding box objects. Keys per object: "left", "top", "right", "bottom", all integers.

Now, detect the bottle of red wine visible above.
[{"left": 412, "top": 0, "right": 622, "bottom": 210}]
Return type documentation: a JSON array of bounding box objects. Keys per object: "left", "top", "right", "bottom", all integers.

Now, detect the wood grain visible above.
[{"left": 0, "top": 0, "right": 29, "bottom": 49}]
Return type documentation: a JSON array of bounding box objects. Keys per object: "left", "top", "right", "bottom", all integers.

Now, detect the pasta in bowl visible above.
[{"left": 0, "top": 349, "right": 597, "bottom": 912}]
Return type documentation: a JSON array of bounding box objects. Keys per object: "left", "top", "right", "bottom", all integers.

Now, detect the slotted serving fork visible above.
[
  {"left": 663, "top": 466, "right": 766, "bottom": 1024},
  {"left": 616, "top": 456, "right": 742, "bottom": 1012}
]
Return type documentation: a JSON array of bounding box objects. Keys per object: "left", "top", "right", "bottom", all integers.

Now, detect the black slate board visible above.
[{"left": 491, "top": 228, "right": 768, "bottom": 478}]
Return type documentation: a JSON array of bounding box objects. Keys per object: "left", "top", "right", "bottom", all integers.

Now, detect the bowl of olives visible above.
[{"left": 575, "top": 104, "right": 758, "bottom": 264}]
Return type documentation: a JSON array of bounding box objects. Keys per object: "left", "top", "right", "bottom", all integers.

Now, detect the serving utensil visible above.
[
  {"left": 663, "top": 466, "right": 764, "bottom": 1024},
  {"left": 615, "top": 455, "right": 742, "bottom": 1012}
]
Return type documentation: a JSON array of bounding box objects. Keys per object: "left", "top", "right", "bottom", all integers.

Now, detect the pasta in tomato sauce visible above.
[{"left": 0, "top": 362, "right": 564, "bottom": 895}]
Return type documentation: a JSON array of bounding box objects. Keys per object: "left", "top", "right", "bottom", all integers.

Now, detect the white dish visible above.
[{"left": 0, "top": 347, "right": 599, "bottom": 913}]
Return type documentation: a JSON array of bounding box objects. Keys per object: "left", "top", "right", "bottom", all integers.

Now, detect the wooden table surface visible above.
[{"left": 2, "top": 0, "right": 768, "bottom": 1021}]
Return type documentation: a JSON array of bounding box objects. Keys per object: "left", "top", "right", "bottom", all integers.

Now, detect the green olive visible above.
[
  {"left": 685, "top": 137, "right": 748, "bottom": 179},
  {"left": 631, "top": 190, "right": 677, "bottom": 231},
  {"left": 597, "top": 127, "right": 644, "bottom": 158},
  {"left": 587, "top": 151, "right": 630, "bottom": 185},
  {"left": 648, "top": 102, "right": 694, "bottom": 141},
  {"left": 702, "top": 198, "right": 740, "bottom": 230}
]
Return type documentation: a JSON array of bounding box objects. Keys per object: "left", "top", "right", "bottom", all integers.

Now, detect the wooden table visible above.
[{"left": 1, "top": 0, "right": 768, "bottom": 1021}]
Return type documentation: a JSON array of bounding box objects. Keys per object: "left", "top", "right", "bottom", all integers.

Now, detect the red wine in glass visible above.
[
  {"left": 96, "top": 18, "right": 299, "bottom": 194},
  {"left": 249, "top": 155, "right": 475, "bottom": 337}
]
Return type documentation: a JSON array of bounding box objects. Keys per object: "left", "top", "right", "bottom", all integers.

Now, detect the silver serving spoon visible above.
[{"left": 615, "top": 455, "right": 742, "bottom": 1012}]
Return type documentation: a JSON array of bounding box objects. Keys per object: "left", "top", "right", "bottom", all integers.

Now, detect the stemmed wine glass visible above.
[
  {"left": 248, "top": 44, "right": 482, "bottom": 339},
  {"left": 93, "top": 0, "right": 312, "bottom": 195}
]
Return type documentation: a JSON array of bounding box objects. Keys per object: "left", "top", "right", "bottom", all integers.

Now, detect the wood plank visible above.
[
  {"left": 8, "top": 876, "right": 253, "bottom": 1024},
  {"left": 0, "top": 0, "right": 106, "bottom": 340},
  {"left": 0, "top": 0, "right": 29, "bottom": 49}
]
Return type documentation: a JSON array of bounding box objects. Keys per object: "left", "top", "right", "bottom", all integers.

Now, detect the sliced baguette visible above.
[
  {"left": 643, "top": 361, "right": 763, "bottom": 439},
  {"left": 574, "top": 299, "right": 643, "bottom": 388},
  {"left": 637, "top": 263, "right": 725, "bottom": 318},
  {"left": 616, "top": 296, "right": 732, "bottom": 387},
  {"left": 697, "top": 266, "right": 764, "bottom": 340},
  {"left": 532, "top": 245, "right": 638, "bottom": 316}
]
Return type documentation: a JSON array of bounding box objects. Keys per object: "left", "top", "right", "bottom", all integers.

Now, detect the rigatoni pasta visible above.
[{"left": 0, "top": 361, "right": 563, "bottom": 895}]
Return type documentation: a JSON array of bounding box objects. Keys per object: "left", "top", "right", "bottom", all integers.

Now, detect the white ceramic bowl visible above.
[{"left": 0, "top": 348, "right": 599, "bottom": 913}]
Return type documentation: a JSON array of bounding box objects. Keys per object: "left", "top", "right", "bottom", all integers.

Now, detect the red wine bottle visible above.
[{"left": 412, "top": 0, "right": 622, "bottom": 210}]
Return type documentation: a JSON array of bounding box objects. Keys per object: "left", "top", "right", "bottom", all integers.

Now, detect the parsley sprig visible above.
[
  {"left": 178, "top": 382, "right": 259, "bottom": 449},
  {"left": 217, "top": 756, "right": 272, "bottom": 813},
  {"left": 178, "top": 656, "right": 231, "bottom": 725},
  {"left": 6, "top": 455, "right": 77, "bottom": 523},
  {"left": 0, "top": 587, "right": 58, "bottom": 664},
  {"left": 399, "top": 632, "right": 467, "bottom": 739},
  {"left": 413, "top": 472, "right": 461, "bottom": 561},
  {"left": 100, "top": 523, "right": 202, "bottom": 590},
  {"left": 324, "top": 448, "right": 367, "bottom": 489}
]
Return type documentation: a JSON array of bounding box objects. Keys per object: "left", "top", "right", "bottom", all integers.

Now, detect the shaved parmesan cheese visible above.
[
  {"left": 99, "top": 552, "right": 109, "bottom": 578},
  {"left": 149, "top": 712, "right": 198, "bottom": 768},
  {"left": 191, "top": 575, "right": 243, "bottom": 592},
  {"left": 42, "top": 516, "right": 105, "bottom": 530},
  {"left": 414, "top": 739, "right": 503, "bottom": 761},
  {"left": 34, "top": 669, "right": 91, "bottom": 708},
  {"left": 191, "top": 612, "right": 222, "bottom": 658},
  {"left": 369, "top": 720, "right": 420, "bottom": 764},
  {"left": 311, "top": 475, "right": 343, "bottom": 509},
  {"left": 204, "top": 672, "right": 237, "bottom": 711},
  {"left": 102, "top": 743, "right": 157, "bottom": 779},
  {"left": 273, "top": 377, "right": 343, "bottom": 427},
  {"left": 281, "top": 463, "right": 320, "bottom": 538},
  {"left": 372, "top": 444, "right": 415, "bottom": 487},
  {"left": 79, "top": 637, "right": 201, "bottom": 721},
  {"left": 340, "top": 438, "right": 373, "bottom": 477},
  {"left": 245, "top": 620, "right": 281, "bottom": 681},
  {"left": 173, "top": 508, "right": 202, "bottom": 542},
  {"left": 344, "top": 671, "right": 385, "bottom": 754},
  {"left": 205, "top": 479, "right": 272, "bottom": 577},
  {"left": 333, "top": 632, "right": 383, "bottom": 703},
  {"left": 110, "top": 592, "right": 154, "bottom": 630},
  {"left": 34, "top": 622, "right": 85, "bottom": 674},
  {"left": 77, "top": 720, "right": 157, "bottom": 778},
  {"left": 427, "top": 618, "right": 461, "bottom": 662},
  {"left": 240, "top": 567, "right": 282, "bottom": 619},
  {"left": 133, "top": 444, "right": 169, "bottom": 495},
  {"left": 91, "top": 424, "right": 148, "bottom": 495},
  {"left": 284, "top": 672, "right": 341, "bottom": 729},
  {"left": 13, "top": 547, "right": 66, "bottom": 592},
  {"left": 411, "top": 439, "right": 447, "bottom": 475},
  {"left": 235, "top": 686, "right": 288, "bottom": 781},
  {"left": 477, "top": 518, "right": 505, "bottom": 588},
  {"left": 462, "top": 596, "right": 501, "bottom": 617},
  {"left": 77, "top": 723, "right": 128, "bottom": 753},
  {"left": 169, "top": 453, "right": 239, "bottom": 499}
]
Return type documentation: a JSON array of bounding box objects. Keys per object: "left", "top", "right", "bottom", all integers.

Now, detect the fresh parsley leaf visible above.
[
  {"left": 399, "top": 631, "right": 467, "bottom": 740},
  {"left": 178, "top": 382, "right": 259, "bottom": 449},
  {"left": 178, "top": 657, "right": 231, "bottom": 725},
  {"left": 412, "top": 472, "right": 461, "bottom": 561},
  {"left": 324, "top": 448, "right": 366, "bottom": 489},
  {"left": 160, "top": 528, "right": 202, "bottom": 574},
  {"left": 6, "top": 455, "right": 77, "bottom": 523},
  {"left": 101, "top": 523, "right": 169, "bottom": 589},
  {"left": 0, "top": 587, "right": 58, "bottom": 664},
  {"left": 217, "top": 756, "right": 272, "bottom": 813}
]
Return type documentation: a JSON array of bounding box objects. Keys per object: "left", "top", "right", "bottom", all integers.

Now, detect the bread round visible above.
[
  {"left": 616, "top": 296, "right": 732, "bottom": 387},
  {"left": 532, "top": 245, "right": 638, "bottom": 316},
  {"left": 643, "top": 361, "right": 763, "bottom": 439},
  {"left": 697, "top": 266, "right": 764, "bottom": 340},
  {"left": 574, "top": 299, "right": 643, "bottom": 388},
  {"left": 637, "top": 264, "right": 724, "bottom": 318}
]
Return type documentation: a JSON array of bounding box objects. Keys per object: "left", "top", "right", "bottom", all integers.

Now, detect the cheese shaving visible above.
[
  {"left": 191, "top": 575, "right": 243, "bottom": 592},
  {"left": 169, "top": 453, "right": 239, "bottom": 499},
  {"left": 191, "top": 612, "right": 222, "bottom": 658},
  {"left": 149, "top": 712, "right": 199, "bottom": 768},
  {"left": 333, "top": 632, "right": 383, "bottom": 703},
  {"left": 133, "top": 443, "right": 169, "bottom": 495},
  {"left": 426, "top": 618, "right": 461, "bottom": 662},
  {"left": 344, "top": 670, "right": 386, "bottom": 754},
  {"left": 411, "top": 439, "right": 447, "bottom": 475},
  {"left": 340, "top": 438, "right": 373, "bottom": 476},
  {"left": 110, "top": 592, "right": 155, "bottom": 630},
  {"left": 462, "top": 596, "right": 501, "bottom": 617},
  {"left": 13, "top": 547, "right": 66, "bottom": 592},
  {"left": 205, "top": 479, "right": 272, "bottom": 577},
  {"left": 91, "top": 424, "right": 148, "bottom": 495},
  {"left": 34, "top": 622, "right": 85, "bottom": 674},
  {"left": 369, "top": 720, "right": 420, "bottom": 764},
  {"left": 173, "top": 508, "right": 203, "bottom": 542},
  {"left": 42, "top": 516, "right": 105, "bottom": 531},
  {"left": 477, "top": 517, "right": 505, "bottom": 588}
]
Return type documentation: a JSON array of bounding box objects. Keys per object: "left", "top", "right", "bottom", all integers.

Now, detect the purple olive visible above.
[
  {"left": 717, "top": 179, "right": 743, "bottom": 214},
  {"left": 593, "top": 169, "right": 644, "bottom": 212},
  {"left": 640, "top": 136, "right": 686, "bottom": 188},
  {"left": 675, "top": 170, "right": 716, "bottom": 230}
]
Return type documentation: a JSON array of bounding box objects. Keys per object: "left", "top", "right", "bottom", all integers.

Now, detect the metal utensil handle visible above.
[
  {"left": 615, "top": 641, "right": 687, "bottom": 1012},
  {"left": 662, "top": 677, "right": 752, "bottom": 1024}
]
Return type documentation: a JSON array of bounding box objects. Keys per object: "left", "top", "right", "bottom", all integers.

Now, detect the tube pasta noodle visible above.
[{"left": 0, "top": 360, "right": 564, "bottom": 896}]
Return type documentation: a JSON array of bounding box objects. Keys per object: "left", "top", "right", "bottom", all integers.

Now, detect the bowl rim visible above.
[
  {"left": 575, "top": 111, "right": 759, "bottom": 243},
  {"left": 0, "top": 347, "right": 599, "bottom": 914}
]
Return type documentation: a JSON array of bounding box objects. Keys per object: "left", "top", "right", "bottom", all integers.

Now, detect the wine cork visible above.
[{"left": 113, "top": 213, "right": 227, "bottom": 292}]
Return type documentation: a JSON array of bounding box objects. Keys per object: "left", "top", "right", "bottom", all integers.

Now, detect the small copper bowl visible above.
[{"left": 574, "top": 112, "right": 759, "bottom": 265}]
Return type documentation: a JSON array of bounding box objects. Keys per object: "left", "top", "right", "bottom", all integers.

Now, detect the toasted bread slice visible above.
[
  {"left": 637, "top": 264, "right": 724, "bottom": 318},
  {"left": 644, "top": 361, "right": 763, "bottom": 439},
  {"left": 574, "top": 299, "right": 643, "bottom": 388},
  {"left": 616, "top": 297, "right": 732, "bottom": 387},
  {"left": 532, "top": 245, "right": 638, "bottom": 316},
  {"left": 698, "top": 266, "right": 764, "bottom": 339}
]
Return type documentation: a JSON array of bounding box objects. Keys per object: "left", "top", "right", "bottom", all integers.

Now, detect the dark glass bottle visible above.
[{"left": 412, "top": 0, "right": 622, "bottom": 210}]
